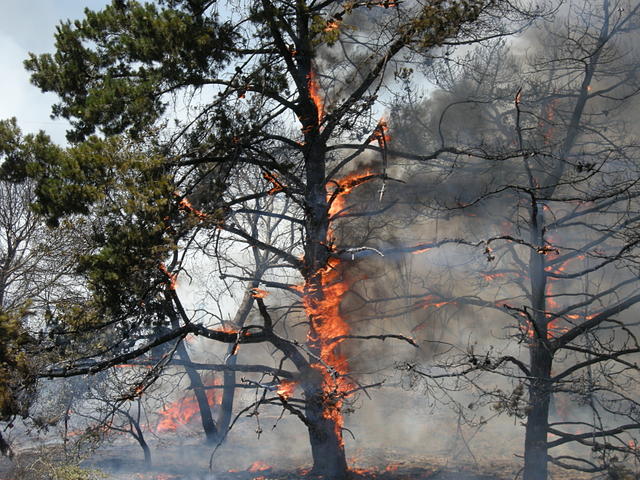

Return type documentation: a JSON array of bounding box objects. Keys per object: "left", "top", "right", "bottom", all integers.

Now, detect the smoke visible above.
[
  {"left": 10, "top": 2, "right": 640, "bottom": 478},
  {"left": 313, "top": 0, "right": 640, "bottom": 474}
]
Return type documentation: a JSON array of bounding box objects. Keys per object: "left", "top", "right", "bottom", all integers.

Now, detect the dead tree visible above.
[{"left": 398, "top": 1, "right": 640, "bottom": 478}]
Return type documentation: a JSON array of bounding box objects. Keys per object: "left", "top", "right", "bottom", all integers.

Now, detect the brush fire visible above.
[{"left": 4, "top": 1, "right": 640, "bottom": 480}]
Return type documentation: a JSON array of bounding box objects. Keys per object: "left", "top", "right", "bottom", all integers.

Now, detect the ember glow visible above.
[
  {"left": 421, "top": 295, "right": 452, "bottom": 309},
  {"left": 410, "top": 244, "right": 432, "bottom": 255},
  {"left": 323, "top": 19, "right": 341, "bottom": 32},
  {"left": 263, "top": 171, "right": 285, "bottom": 195},
  {"left": 247, "top": 461, "right": 272, "bottom": 472},
  {"left": 159, "top": 263, "right": 178, "bottom": 290},
  {"left": 276, "top": 379, "right": 297, "bottom": 400},
  {"left": 482, "top": 272, "right": 507, "bottom": 282},
  {"left": 156, "top": 378, "right": 221, "bottom": 433},
  {"left": 251, "top": 287, "right": 270, "bottom": 298},
  {"left": 544, "top": 255, "right": 585, "bottom": 338}
]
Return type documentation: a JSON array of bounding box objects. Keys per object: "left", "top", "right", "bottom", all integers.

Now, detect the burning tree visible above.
[
  {"left": 5, "top": 0, "right": 537, "bottom": 478},
  {"left": 394, "top": 1, "right": 640, "bottom": 478}
]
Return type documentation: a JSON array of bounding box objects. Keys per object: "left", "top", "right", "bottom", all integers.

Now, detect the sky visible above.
[{"left": 0, "top": 0, "right": 109, "bottom": 144}]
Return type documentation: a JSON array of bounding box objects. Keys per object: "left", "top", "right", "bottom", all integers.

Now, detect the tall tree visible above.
[
  {"left": 397, "top": 1, "right": 640, "bottom": 477},
  {"left": 13, "top": 1, "right": 530, "bottom": 477}
]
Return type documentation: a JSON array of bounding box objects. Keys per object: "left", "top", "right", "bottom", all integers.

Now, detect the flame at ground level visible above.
[{"left": 156, "top": 378, "right": 222, "bottom": 433}]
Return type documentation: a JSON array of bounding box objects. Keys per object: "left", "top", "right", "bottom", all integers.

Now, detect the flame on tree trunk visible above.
[
  {"left": 303, "top": 258, "right": 350, "bottom": 479},
  {"left": 297, "top": 57, "right": 380, "bottom": 477},
  {"left": 300, "top": 167, "right": 372, "bottom": 479}
]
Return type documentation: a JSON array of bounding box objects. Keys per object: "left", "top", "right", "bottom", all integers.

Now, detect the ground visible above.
[{"left": 0, "top": 443, "right": 597, "bottom": 480}]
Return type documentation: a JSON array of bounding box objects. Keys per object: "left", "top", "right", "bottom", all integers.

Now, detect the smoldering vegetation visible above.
[{"left": 4, "top": 1, "right": 640, "bottom": 480}]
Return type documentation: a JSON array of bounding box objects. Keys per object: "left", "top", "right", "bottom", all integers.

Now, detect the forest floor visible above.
[
  {"left": 0, "top": 443, "right": 598, "bottom": 480},
  {"left": 0, "top": 406, "right": 618, "bottom": 479}
]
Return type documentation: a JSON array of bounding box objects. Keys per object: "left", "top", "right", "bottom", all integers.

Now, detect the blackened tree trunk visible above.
[
  {"left": 167, "top": 303, "right": 219, "bottom": 443},
  {"left": 523, "top": 345, "right": 553, "bottom": 480},
  {"left": 523, "top": 200, "right": 552, "bottom": 480},
  {"left": 306, "top": 394, "right": 349, "bottom": 479},
  {"left": 141, "top": 440, "right": 152, "bottom": 467},
  {"left": 0, "top": 432, "right": 12, "bottom": 458},
  {"left": 179, "top": 344, "right": 219, "bottom": 444},
  {"left": 123, "top": 402, "right": 152, "bottom": 468},
  {"left": 217, "top": 284, "right": 257, "bottom": 436}
]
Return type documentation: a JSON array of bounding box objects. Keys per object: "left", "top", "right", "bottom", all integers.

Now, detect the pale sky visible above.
[{"left": 0, "top": 0, "right": 110, "bottom": 144}]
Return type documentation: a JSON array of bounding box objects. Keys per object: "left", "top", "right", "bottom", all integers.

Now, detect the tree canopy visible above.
[{"left": 1, "top": 0, "right": 539, "bottom": 478}]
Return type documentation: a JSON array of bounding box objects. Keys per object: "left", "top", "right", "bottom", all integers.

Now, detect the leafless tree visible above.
[{"left": 395, "top": 1, "right": 640, "bottom": 478}]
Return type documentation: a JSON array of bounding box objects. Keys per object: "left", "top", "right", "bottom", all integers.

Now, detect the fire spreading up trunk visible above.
[
  {"left": 300, "top": 162, "right": 373, "bottom": 478},
  {"left": 291, "top": 53, "right": 349, "bottom": 477},
  {"left": 302, "top": 258, "right": 350, "bottom": 479},
  {"left": 294, "top": 53, "right": 381, "bottom": 477},
  {"left": 300, "top": 151, "right": 347, "bottom": 477}
]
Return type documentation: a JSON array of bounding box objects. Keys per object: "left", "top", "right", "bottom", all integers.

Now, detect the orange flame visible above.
[
  {"left": 306, "top": 70, "right": 324, "bottom": 127},
  {"left": 263, "top": 171, "right": 285, "bottom": 195},
  {"left": 523, "top": 254, "right": 586, "bottom": 339},
  {"left": 299, "top": 171, "right": 375, "bottom": 443},
  {"left": 156, "top": 377, "right": 221, "bottom": 433},
  {"left": 251, "top": 288, "right": 270, "bottom": 298},
  {"left": 328, "top": 171, "right": 374, "bottom": 220},
  {"left": 276, "top": 379, "right": 297, "bottom": 400},
  {"left": 371, "top": 118, "right": 391, "bottom": 148},
  {"left": 159, "top": 263, "right": 178, "bottom": 290},
  {"left": 323, "top": 19, "right": 341, "bottom": 32},
  {"left": 247, "top": 461, "right": 272, "bottom": 472},
  {"left": 303, "top": 257, "right": 352, "bottom": 421},
  {"left": 177, "top": 196, "right": 207, "bottom": 219}
]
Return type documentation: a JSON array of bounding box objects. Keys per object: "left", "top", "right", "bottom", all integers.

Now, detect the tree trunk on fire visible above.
[
  {"left": 305, "top": 388, "right": 349, "bottom": 480},
  {"left": 301, "top": 119, "right": 349, "bottom": 478}
]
